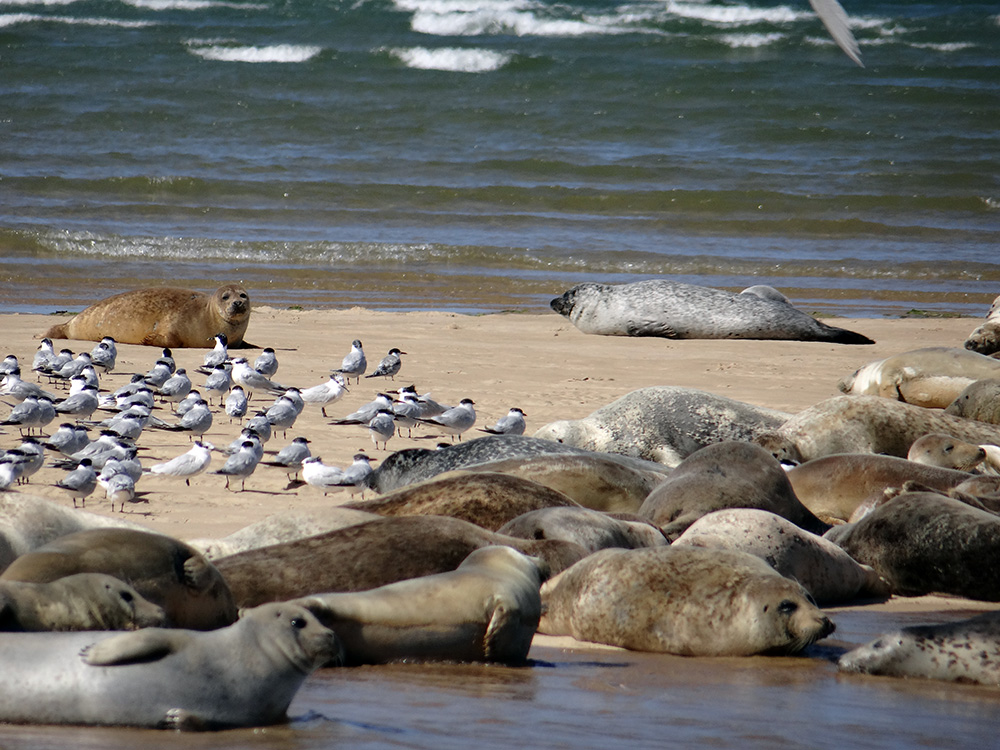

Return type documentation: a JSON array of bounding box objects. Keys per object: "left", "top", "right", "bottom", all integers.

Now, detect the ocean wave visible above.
[
  {"left": 717, "top": 31, "right": 783, "bottom": 48},
  {"left": 185, "top": 43, "right": 323, "bottom": 63},
  {"left": 123, "top": 0, "right": 266, "bottom": 10},
  {"left": 388, "top": 46, "right": 512, "bottom": 72},
  {"left": 397, "top": 0, "right": 638, "bottom": 38},
  {"left": 0, "top": 11, "right": 154, "bottom": 26},
  {"left": 664, "top": 0, "right": 808, "bottom": 27}
]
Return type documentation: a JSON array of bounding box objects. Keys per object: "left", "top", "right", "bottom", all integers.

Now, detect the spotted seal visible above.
[
  {"left": 906, "top": 432, "right": 986, "bottom": 471},
  {"left": 43, "top": 285, "right": 251, "bottom": 348},
  {"left": 945, "top": 379, "right": 1000, "bottom": 424},
  {"left": 549, "top": 280, "right": 873, "bottom": 344},
  {"left": 498, "top": 507, "right": 667, "bottom": 553}
]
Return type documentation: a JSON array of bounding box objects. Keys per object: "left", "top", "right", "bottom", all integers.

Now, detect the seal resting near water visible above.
[
  {"left": 0, "top": 602, "right": 341, "bottom": 730},
  {"left": 964, "top": 294, "right": 1000, "bottom": 356},
  {"left": 42, "top": 285, "right": 251, "bottom": 348},
  {"left": 839, "top": 610, "right": 1000, "bottom": 686},
  {"left": 539, "top": 546, "right": 835, "bottom": 656},
  {"left": 291, "top": 546, "right": 547, "bottom": 665},
  {"left": 549, "top": 280, "right": 873, "bottom": 344}
]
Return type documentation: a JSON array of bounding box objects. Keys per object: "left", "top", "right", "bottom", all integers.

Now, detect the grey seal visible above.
[
  {"left": 945, "top": 379, "right": 1000, "bottom": 424},
  {"left": 549, "top": 280, "right": 874, "bottom": 344},
  {"left": 0, "top": 573, "right": 167, "bottom": 631},
  {"left": 837, "top": 347, "right": 1000, "bottom": 407},
  {"left": 0, "top": 602, "right": 341, "bottom": 730},
  {"left": 826, "top": 492, "right": 1000, "bottom": 600},
  {"left": 292, "top": 546, "right": 547, "bottom": 665},
  {"left": 755, "top": 395, "right": 1000, "bottom": 465},
  {"left": 964, "top": 294, "right": 1000, "bottom": 355},
  {"left": 839, "top": 610, "right": 1000, "bottom": 686},
  {"left": 672, "top": 509, "right": 888, "bottom": 604},
  {"left": 0, "top": 528, "right": 238, "bottom": 630},
  {"left": 906, "top": 432, "right": 986, "bottom": 471},
  {"left": 533, "top": 386, "right": 790, "bottom": 467},
  {"left": 637, "top": 441, "right": 829, "bottom": 540},
  {"left": 498, "top": 507, "right": 667, "bottom": 553},
  {"left": 214, "top": 515, "right": 588, "bottom": 609},
  {"left": 539, "top": 546, "right": 835, "bottom": 656}
]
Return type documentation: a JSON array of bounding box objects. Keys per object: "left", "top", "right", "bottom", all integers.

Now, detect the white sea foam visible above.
[
  {"left": 665, "top": 0, "right": 807, "bottom": 26},
  {"left": 0, "top": 11, "right": 154, "bottom": 26},
  {"left": 910, "top": 41, "right": 975, "bottom": 53},
  {"left": 389, "top": 46, "right": 511, "bottom": 72},
  {"left": 186, "top": 43, "right": 323, "bottom": 63},
  {"left": 396, "top": 0, "right": 636, "bottom": 38},
  {"left": 718, "top": 32, "right": 783, "bottom": 48},
  {"left": 123, "top": 0, "right": 266, "bottom": 11}
]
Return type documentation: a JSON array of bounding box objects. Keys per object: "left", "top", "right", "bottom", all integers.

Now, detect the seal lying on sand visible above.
[
  {"left": 292, "top": 546, "right": 547, "bottom": 665},
  {"left": 0, "top": 602, "right": 341, "bottom": 730},
  {"left": 549, "top": 280, "right": 873, "bottom": 344},
  {"left": 837, "top": 347, "right": 1000, "bottom": 407},
  {"left": 533, "top": 386, "right": 789, "bottom": 468},
  {"left": 906, "top": 433, "right": 986, "bottom": 471},
  {"left": 839, "top": 610, "right": 1000, "bottom": 686},
  {"left": 945, "top": 379, "right": 1000, "bottom": 425},
  {"left": 539, "top": 546, "right": 835, "bottom": 656},
  {"left": 964, "top": 294, "right": 1000, "bottom": 356},
  {"left": 498, "top": 507, "right": 667, "bottom": 553},
  {"left": 43, "top": 285, "right": 251, "bottom": 348}
]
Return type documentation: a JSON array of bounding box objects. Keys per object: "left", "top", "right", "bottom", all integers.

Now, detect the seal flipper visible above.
[
  {"left": 182, "top": 553, "right": 214, "bottom": 592},
  {"left": 81, "top": 629, "right": 184, "bottom": 666}
]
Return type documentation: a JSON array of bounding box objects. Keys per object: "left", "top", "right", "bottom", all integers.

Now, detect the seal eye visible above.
[
  {"left": 291, "top": 616, "right": 307, "bottom": 629},
  {"left": 777, "top": 600, "right": 798, "bottom": 615}
]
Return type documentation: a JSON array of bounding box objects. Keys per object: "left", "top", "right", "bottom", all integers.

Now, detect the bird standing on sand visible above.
[
  {"left": 148, "top": 441, "right": 214, "bottom": 486},
  {"left": 254, "top": 347, "right": 279, "bottom": 378},
  {"left": 478, "top": 407, "right": 526, "bottom": 436},
  {"left": 55, "top": 458, "right": 97, "bottom": 507},
  {"left": 365, "top": 348, "right": 405, "bottom": 381},
  {"left": 213, "top": 440, "right": 260, "bottom": 492},
  {"left": 333, "top": 339, "right": 366, "bottom": 384},
  {"left": 368, "top": 409, "right": 396, "bottom": 451},
  {"left": 300, "top": 374, "right": 348, "bottom": 417},
  {"left": 418, "top": 398, "right": 476, "bottom": 442}
]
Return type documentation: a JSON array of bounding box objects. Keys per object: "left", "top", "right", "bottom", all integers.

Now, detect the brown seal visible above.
[
  {"left": 539, "top": 546, "right": 835, "bottom": 656},
  {"left": 0, "top": 528, "right": 238, "bottom": 629},
  {"left": 964, "top": 294, "right": 1000, "bottom": 356},
  {"left": 214, "top": 515, "right": 588, "bottom": 609},
  {"left": 945, "top": 378, "right": 1000, "bottom": 424},
  {"left": 292, "top": 546, "right": 548, "bottom": 665},
  {"left": 42, "top": 284, "right": 251, "bottom": 348},
  {"left": 906, "top": 432, "right": 986, "bottom": 471}
]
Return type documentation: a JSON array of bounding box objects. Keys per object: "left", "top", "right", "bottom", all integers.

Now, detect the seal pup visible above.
[
  {"left": 637, "top": 441, "right": 829, "bottom": 541},
  {"left": 539, "top": 546, "right": 835, "bottom": 656},
  {"left": 945, "top": 379, "right": 1000, "bottom": 425},
  {"left": 214, "top": 515, "right": 588, "bottom": 609},
  {"left": 754, "top": 395, "right": 1000, "bottom": 465},
  {"left": 292, "top": 546, "right": 548, "bottom": 665},
  {"left": 0, "top": 573, "right": 167, "bottom": 631},
  {"left": 963, "top": 294, "right": 1000, "bottom": 356},
  {"left": 498, "top": 507, "right": 667, "bottom": 553},
  {"left": 839, "top": 610, "right": 1000, "bottom": 686},
  {"left": 345, "top": 472, "right": 581, "bottom": 532},
  {"left": 826, "top": 492, "right": 1000, "bottom": 600},
  {"left": 533, "top": 386, "right": 790, "bottom": 467},
  {"left": 837, "top": 347, "right": 1000, "bottom": 408},
  {"left": 0, "top": 528, "right": 238, "bottom": 629},
  {"left": 906, "top": 433, "right": 986, "bottom": 471},
  {"left": 0, "top": 602, "right": 341, "bottom": 730},
  {"left": 549, "top": 280, "right": 873, "bottom": 344},
  {"left": 42, "top": 284, "right": 252, "bottom": 348},
  {"left": 672, "top": 509, "right": 888, "bottom": 604}
]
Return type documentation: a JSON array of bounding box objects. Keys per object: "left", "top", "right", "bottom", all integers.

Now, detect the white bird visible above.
[
  {"left": 89, "top": 339, "right": 117, "bottom": 372},
  {"left": 262, "top": 436, "right": 311, "bottom": 481},
  {"left": 300, "top": 456, "right": 345, "bottom": 495},
  {"left": 333, "top": 339, "right": 366, "bottom": 384},
  {"left": 253, "top": 347, "right": 279, "bottom": 378},
  {"left": 99, "top": 472, "right": 137, "bottom": 512},
  {"left": 329, "top": 393, "right": 394, "bottom": 426},
  {"left": 157, "top": 368, "right": 192, "bottom": 406},
  {"left": 368, "top": 409, "right": 396, "bottom": 451},
  {"left": 213, "top": 440, "right": 261, "bottom": 492},
  {"left": 149, "top": 441, "right": 214, "bottom": 486},
  {"left": 1, "top": 396, "right": 46, "bottom": 436},
  {"left": 418, "top": 398, "right": 476, "bottom": 442},
  {"left": 54, "top": 384, "right": 100, "bottom": 420},
  {"left": 246, "top": 411, "right": 273, "bottom": 443},
  {"left": 0, "top": 355, "right": 19, "bottom": 376},
  {"left": 300, "top": 374, "right": 348, "bottom": 417},
  {"left": 809, "top": 0, "right": 863, "bottom": 67},
  {"left": 336, "top": 453, "right": 374, "bottom": 498},
  {"left": 225, "top": 385, "right": 248, "bottom": 422},
  {"left": 44, "top": 423, "right": 91, "bottom": 456},
  {"left": 231, "top": 358, "right": 287, "bottom": 398},
  {"left": 478, "top": 407, "right": 526, "bottom": 436},
  {"left": 99, "top": 449, "right": 143, "bottom": 484},
  {"left": 365, "top": 348, "right": 405, "bottom": 381},
  {"left": 397, "top": 385, "right": 448, "bottom": 418},
  {"left": 162, "top": 398, "right": 214, "bottom": 441},
  {"left": 202, "top": 364, "right": 232, "bottom": 405},
  {"left": 1, "top": 369, "right": 56, "bottom": 402},
  {"left": 143, "top": 359, "right": 173, "bottom": 388},
  {"left": 202, "top": 333, "right": 230, "bottom": 370},
  {"left": 265, "top": 396, "right": 298, "bottom": 439},
  {"left": 392, "top": 391, "right": 423, "bottom": 437},
  {"left": 55, "top": 458, "right": 97, "bottom": 507},
  {"left": 32, "top": 339, "right": 54, "bottom": 374}
]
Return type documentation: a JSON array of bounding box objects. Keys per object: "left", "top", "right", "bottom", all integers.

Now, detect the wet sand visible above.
[{"left": 1, "top": 307, "right": 998, "bottom": 747}]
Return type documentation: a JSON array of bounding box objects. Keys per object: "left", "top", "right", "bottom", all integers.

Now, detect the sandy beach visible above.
[{"left": 2, "top": 306, "right": 999, "bottom": 748}]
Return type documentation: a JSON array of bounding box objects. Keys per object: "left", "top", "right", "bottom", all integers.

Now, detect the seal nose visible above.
[{"left": 818, "top": 616, "right": 836, "bottom": 637}]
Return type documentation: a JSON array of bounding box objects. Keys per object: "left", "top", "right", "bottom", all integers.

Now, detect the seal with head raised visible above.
[
  {"left": 839, "top": 610, "right": 1000, "bottom": 686},
  {"left": 539, "top": 546, "right": 835, "bottom": 656},
  {"left": 292, "top": 546, "right": 548, "bottom": 665},
  {"left": 42, "top": 284, "right": 251, "bottom": 348},
  {"left": 0, "top": 602, "right": 341, "bottom": 730},
  {"left": 549, "top": 280, "right": 873, "bottom": 344},
  {"left": 0, "top": 528, "right": 238, "bottom": 630}
]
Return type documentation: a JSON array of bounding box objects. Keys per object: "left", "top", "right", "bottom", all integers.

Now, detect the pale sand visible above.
[{"left": 3, "top": 308, "right": 996, "bottom": 625}]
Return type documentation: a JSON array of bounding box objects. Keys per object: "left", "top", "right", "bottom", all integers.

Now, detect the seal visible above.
[
  {"left": 0, "top": 602, "right": 341, "bottom": 730},
  {"left": 837, "top": 347, "right": 1000, "bottom": 408},
  {"left": 345, "top": 472, "right": 580, "bottom": 532},
  {"left": 498, "top": 507, "right": 667, "bottom": 553},
  {"left": 538, "top": 546, "right": 835, "bottom": 656},
  {"left": 0, "top": 573, "right": 167, "bottom": 631},
  {"left": 368, "top": 435, "right": 668, "bottom": 494},
  {"left": 826, "top": 491, "right": 1000, "bottom": 600},
  {"left": 786, "top": 453, "right": 976, "bottom": 523},
  {"left": 454, "top": 453, "right": 666, "bottom": 514},
  {"left": 532, "top": 386, "right": 790, "bottom": 468},
  {"left": 839, "top": 610, "right": 1000, "bottom": 686},
  {"left": 963, "top": 294, "right": 1000, "bottom": 356},
  {"left": 945, "top": 379, "right": 1000, "bottom": 424},
  {"left": 42, "top": 284, "right": 251, "bottom": 348},
  {"left": 906, "top": 432, "right": 986, "bottom": 471},
  {"left": 291, "top": 546, "right": 548, "bottom": 665},
  {"left": 0, "top": 528, "right": 238, "bottom": 630},
  {"left": 214, "top": 515, "right": 588, "bottom": 609},
  {"left": 672, "top": 509, "right": 888, "bottom": 604},
  {"left": 549, "top": 280, "right": 874, "bottom": 344},
  {"left": 754, "top": 395, "right": 1000, "bottom": 465},
  {"left": 637, "top": 441, "right": 829, "bottom": 541}
]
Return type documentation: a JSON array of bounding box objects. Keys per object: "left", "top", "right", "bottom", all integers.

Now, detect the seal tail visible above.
[
  {"left": 43, "top": 322, "right": 71, "bottom": 340},
  {"left": 818, "top": 323, "right": 875, "bottom": 345}
]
